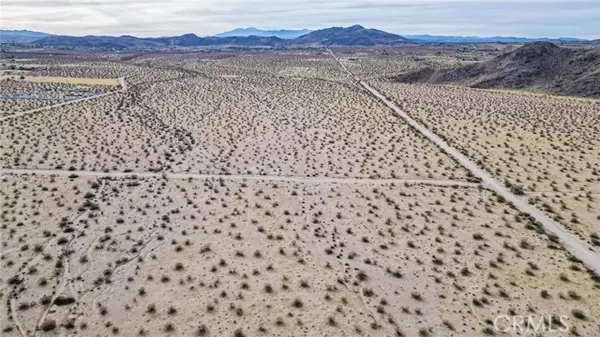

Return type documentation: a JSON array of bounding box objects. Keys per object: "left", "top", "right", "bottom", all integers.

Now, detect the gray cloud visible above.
[{"left": 2, "top": 0, "right": 599, "bottom": 38}]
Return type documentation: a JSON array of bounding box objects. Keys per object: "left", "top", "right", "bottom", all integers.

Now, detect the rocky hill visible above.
[
  {"left": 393, "top": 42, "right": 600, "bottom": 98},
  {"left": 293, "top": 25, "right": 409, "bottom": 46}
]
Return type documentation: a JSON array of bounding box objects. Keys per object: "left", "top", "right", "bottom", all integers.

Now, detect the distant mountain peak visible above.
[
  {"left": 348, "top": 24, "right": 365, "bottom": 30},
  {"left": 293, "top": 25, "right": 409, "bottom": 46},
  {"left": 527, "top": 41, "right": 561, "bottom": 49},
  {"left": 215, "top": 27, "right": 312, "bottom": 39}
]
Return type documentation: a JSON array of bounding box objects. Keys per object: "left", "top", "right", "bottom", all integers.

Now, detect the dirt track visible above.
[
  {"left": 0, "top": 168, "right": 479, "bottom": 187},
  {"left": 327, "top": 48, "right": 600, "bottom": 274}
]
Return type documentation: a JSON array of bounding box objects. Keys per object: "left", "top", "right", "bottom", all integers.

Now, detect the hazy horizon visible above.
[
  {"left": 2, "top": 0, "right": 599, "bottom": 39},
  {"left": 1, "top": 25, "right": 597, "bottom": 40}
]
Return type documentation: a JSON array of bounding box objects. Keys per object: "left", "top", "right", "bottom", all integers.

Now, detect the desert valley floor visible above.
[{"left": 1, "top": 47, "right": 599, "bottom": 336}]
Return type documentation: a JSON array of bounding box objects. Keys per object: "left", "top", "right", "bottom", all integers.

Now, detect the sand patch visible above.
[{"left": 26, "top": 76, "right": 119, "bottom": 86}]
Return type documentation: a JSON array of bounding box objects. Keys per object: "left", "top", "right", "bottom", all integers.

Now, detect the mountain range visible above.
[
  {"left": 4, "top": 25, "right": 408, "bottom": 49},
  {"left": 404, "top": 34, "right": 591, "bottom": 44},
  {"left": 215, "top": 27, "right": 312, "bottom": 39},
  {"left": 393, "top": 42, "right": 600, "bottom": 98},
  {"left": 33, "top": 33, "right": 288, "bottom": 49},
  {"left": 1, "top": 26, "right": 599, "bottom": 49},
  {"left": 0, "top": 29, "right": 51, "bottom": 43}
]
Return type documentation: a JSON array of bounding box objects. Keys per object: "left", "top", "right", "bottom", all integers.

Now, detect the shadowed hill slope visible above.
[{"left": 393, "top": 42, "right": 600, "bottom": 98}]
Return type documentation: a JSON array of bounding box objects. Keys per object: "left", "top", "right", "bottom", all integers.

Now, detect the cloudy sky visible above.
[{"left": 2, "top": 0, "right": 599, "bottom": 38}]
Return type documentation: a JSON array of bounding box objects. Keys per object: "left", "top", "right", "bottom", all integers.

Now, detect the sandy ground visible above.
[
  {"left": 2, "top": 174, "right": 600, "bottom": 337},
  {"left": 527, "top": 193, "right": 600, "bottom": 247},
  {"left": 374, "top": 81, "right": 600, "bottom": 248},
  {"left": 1, "top": 49, "right": 599, "bottom": 337},
  {"left": 1, "top": 68, "right": 469, "bottom": 181}
]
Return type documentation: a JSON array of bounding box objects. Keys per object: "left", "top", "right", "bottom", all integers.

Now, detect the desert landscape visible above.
[
  {"left": 1, "top": 41, "right": 600, "bottom": 337},
  {"left": 373, "top": 80, "right": 600, "bottom": 250}
]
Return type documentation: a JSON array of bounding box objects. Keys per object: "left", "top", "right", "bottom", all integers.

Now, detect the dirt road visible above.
[
  {"left": 327, "top": 49, "right": 600, "bottom": 273},
  {"left": 0, "top": 168, "right": 479, "bottom": 187}
]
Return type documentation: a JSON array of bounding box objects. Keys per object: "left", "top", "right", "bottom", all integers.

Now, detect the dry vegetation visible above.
[
  {"left": 2, "top": 174, "right": 599, "bottom": 336},
  {"left": 330, "top": 45, "right": 503, "bottom": 81},
  {"left": 1, "top": 52, "right": 467, "bottom": 180},
  {"left": 1, "top": 47, "right": 599, "bottom": 336},
  {"left": 375, "top": 82, "right": 600, "bottom": 248}
]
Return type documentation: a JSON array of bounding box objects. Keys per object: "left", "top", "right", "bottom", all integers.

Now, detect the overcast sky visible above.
[{"left": 2, "top": 0, "right": 599, "bottom": 38}]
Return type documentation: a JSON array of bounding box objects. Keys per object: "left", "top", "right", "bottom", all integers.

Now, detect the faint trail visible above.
[
  {"left": 9, "top": 299, "right": 28, "bottom": 337},
  {"left": 34, "top": 255, "right": 70, "bottom": 336},
  {"left": 0, "top": 168, "right": 478, "bottom": 187},
  {"left": 327, "top": 48, "right": 600, "bottom": 274}
]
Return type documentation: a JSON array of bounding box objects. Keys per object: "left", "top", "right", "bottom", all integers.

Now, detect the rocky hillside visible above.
[{"left": 393, "top": 42, "right": 600, "bottom": 98}]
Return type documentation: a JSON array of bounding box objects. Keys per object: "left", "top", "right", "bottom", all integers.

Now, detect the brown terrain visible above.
[{"left": 1, "top": 45, "right": 599, "bottom": 337}]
